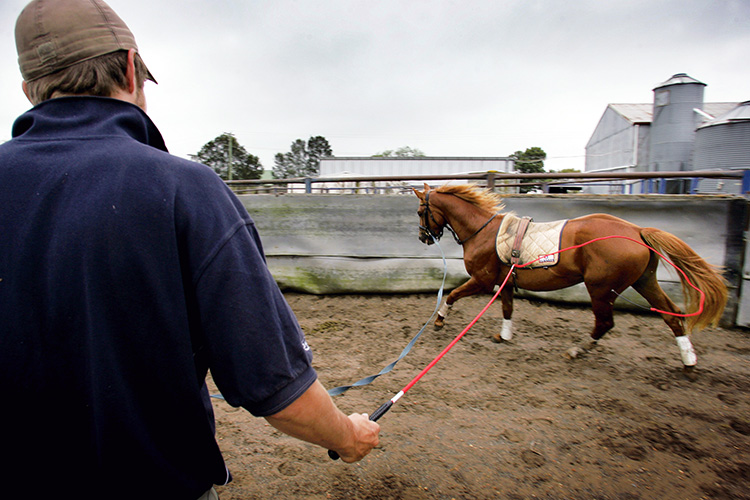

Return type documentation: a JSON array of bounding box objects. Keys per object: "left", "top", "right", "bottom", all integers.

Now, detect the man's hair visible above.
[{"left": 24, "top": 50, "right": 149, "bottom": 105}]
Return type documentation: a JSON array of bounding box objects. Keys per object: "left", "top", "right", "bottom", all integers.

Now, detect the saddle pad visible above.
[{"left": 496, "top": 214, "right": 568, "bottom": 268}]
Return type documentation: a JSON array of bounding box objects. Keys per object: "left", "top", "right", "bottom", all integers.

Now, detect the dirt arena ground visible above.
[{"left": 208, "top": 292, "right": 750, "bottom": 500}]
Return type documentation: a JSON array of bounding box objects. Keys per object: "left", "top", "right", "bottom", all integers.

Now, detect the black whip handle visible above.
[{"left": 327, "top": 400, "right": 392, "bottom": 460}]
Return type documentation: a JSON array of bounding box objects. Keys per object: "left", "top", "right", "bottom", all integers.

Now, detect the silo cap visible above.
[{"left": 653, "top": 73, "right": 706, "bottom": 90}]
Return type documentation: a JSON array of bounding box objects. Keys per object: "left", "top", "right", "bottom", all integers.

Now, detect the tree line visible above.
[{"left": 191, "top": 134, "right": 565, "bottom": 185}]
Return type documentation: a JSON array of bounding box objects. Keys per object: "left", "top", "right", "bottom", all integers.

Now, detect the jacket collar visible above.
[{"left": 12, "top": 96, "right": 168, "bottom": 153}]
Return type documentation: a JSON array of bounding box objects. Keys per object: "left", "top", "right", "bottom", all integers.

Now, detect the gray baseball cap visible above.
[{"left": 15, "top": 0, "right": 156, "bottom": 83}]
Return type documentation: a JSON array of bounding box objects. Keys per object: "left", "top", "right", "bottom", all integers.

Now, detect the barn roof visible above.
[
  {"left": 607, "top": 102, "right": 740, "bottom": 127},
  {"left": 609, "top": 103, "right": 652, "bottom": 124}
]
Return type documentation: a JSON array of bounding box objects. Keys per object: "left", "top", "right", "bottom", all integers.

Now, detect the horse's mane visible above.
[{"left": 434, "top": 184, "right": 505, "bottom": 213}]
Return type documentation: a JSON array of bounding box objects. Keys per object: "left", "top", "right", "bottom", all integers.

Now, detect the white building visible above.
[{"left": 315, "top": 156, "right": 515, "bottom": 193}]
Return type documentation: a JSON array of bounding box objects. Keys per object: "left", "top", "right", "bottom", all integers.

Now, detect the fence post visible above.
[
  {"left": 486, "top": 171, "right": 496, "bottom": 191},
  {"left": 690, "top": 177, "right": 700, "bottom": 194},
  {"left": 305, "top": 178, "right": 312, "bottom": 194}
]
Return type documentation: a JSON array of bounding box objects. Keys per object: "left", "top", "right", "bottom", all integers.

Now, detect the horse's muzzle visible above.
[{"left": 419, "top": 232, "right": 435, "bottom": 245}]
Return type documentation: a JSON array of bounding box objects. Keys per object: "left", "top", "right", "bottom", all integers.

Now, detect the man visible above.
[{"left": 0, "top": 0, "right": 379, "bottom": 498}]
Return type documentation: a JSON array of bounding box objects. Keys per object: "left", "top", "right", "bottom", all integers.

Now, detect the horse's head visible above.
[{"left": 413, "top": 183, "right": 447, "bottom": 245}]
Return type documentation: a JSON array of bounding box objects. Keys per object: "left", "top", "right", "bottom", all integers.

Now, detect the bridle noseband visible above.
[{"left": 419, "top": 191, "right": 498, "bottom": 246}]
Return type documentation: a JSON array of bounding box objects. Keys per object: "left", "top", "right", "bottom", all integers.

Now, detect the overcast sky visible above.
[{"left": 1, "top": 0, "right": 748, "bottom": 172}]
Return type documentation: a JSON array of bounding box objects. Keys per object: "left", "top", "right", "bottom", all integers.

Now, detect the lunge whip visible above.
[{"left": 327, "top": 263, "right": 515, "bottom": 460}]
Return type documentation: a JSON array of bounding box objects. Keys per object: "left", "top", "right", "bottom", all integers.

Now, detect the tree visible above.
[
  {"left": 273, "top": 136, "right": 332, "bottom": 179},
  {"left": 511, "top": 147, "right": 546, "bottom": 174},
  {"left": 510, "top": 147, "right": 547, "bottom": 193},
  {"left": 190, "top": 133, "right": 262, "bottom": 181},
  {"left": 373, "top": 146, "right": 425, "bottom": 157},
  {"left": 307, "top": 136, "right": 333, "bottom": 173}
]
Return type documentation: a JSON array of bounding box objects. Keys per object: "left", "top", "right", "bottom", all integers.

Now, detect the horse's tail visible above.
[{"left": 640, "top": 228, "right": 728, "bottom": 333}]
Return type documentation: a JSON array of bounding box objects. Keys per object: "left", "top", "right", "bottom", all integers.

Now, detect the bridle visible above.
[
  {"left": 419, "top": 191, "right": 498, "bottom": 246},
  {"left": 419, "top": 191, "right": 446, "bottom": 241}
]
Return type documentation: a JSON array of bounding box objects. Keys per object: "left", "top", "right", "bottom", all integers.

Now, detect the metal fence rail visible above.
[{"left": 225, "top": 169, "right": 749, "bottom": 195}]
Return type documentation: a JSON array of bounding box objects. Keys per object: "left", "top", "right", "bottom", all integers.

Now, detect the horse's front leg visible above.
[
  {"left": 492, "top": 284, "right": 515, "bottom": 342},
  {"left": 434, "top": 277, "right": 487, "bottom": 330}
]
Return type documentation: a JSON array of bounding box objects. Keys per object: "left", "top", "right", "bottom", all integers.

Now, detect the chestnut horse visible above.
[{"left": 413, "top": 183, "right": 728, "bottom": 372}]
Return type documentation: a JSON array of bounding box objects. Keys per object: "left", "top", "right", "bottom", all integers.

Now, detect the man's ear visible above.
[
  {"left": 22, "top": 81, "right": 33, "bottom": 104},
  {"left": 125, "top": 48, "right": 137, "bottom": 94}
]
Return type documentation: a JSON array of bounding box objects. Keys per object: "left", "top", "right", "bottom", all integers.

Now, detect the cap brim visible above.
[{"left": 146, "top": 67, "right": 157, "bottom": 84}]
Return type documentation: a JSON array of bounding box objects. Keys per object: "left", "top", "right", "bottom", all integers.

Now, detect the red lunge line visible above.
[
  {"left": 403, "top": 234, "right": 706, "bottom": 397},
  {"left": 401, "top": 266, "right": 515, "bottom": 395},
  {"left": 329, "top": 234, "right": 708, "bottom": 458}
]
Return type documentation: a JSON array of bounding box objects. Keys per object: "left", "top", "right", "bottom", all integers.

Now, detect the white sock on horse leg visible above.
[
  {"left": 501, "top": 319, "right": 513, "bottom": 341},
  {"left": 438, "top": 301, "right": 452, "bottom": 318},
  {"left": 676, "top": 335, "right": 697, "bottom": 366}
]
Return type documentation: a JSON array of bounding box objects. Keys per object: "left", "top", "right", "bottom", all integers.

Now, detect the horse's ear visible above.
[
  {"left": 423, "top": 182, "right": 430, "bottom": 192},
  {"left": 412, "top": 187, "right": 424, "bottom": 200}
]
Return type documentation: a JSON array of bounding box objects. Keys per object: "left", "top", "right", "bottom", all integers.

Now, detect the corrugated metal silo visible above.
[
  {"left": 648, "top": 73, "right": 706, "bottom": 173},
  {"left": 694, "top": 100, "right": 750, "bottom": 170}
]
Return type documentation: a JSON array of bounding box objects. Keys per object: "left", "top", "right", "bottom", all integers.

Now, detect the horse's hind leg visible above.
[
  {"left": 588, "top": 290, "right": 617, "bottom": 341},
  {"left": 630, "top": 266, "right": 695, "bottom": 370},
  {"left": 584, "top": 256, "right": 651, "bottom": 346}
]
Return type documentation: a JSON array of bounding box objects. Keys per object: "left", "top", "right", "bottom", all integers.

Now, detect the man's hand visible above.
[
  {"left": 264, "top": 380, "right": 381, "bottom": 463},
  {"left": 334, "top": 413, "right": 380, "bottom": 462}
]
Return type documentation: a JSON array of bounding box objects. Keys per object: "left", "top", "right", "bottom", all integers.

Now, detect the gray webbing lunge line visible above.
[{"left": 326, "top": 234, "right": 448, "bottom": 396}]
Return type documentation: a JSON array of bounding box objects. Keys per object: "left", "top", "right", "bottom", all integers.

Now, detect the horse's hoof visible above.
[
  {"left": 433, "top": 315, "right": 445, "bottom": 330},
  {"left": 565, "top": 346, "right": 584, "bottom": 359},
  {"left": 682, "top": 365, "right": 698, "bottom": 381},
  {"left": 585, "top": 340, "right": 598, "bottom": 351},
  {"left": 491, "top": 334, "right": 503, "bottom": 343}
]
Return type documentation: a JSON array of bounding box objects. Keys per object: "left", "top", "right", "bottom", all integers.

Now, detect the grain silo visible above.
[
  {"left": 692, "top": 101, "right": 750, "bottom": 194},
  {"left": 648, "top": 73, "right": 706, "bottom": 174},
  {"left": 694, "top": 100, "right": 750, "bottom": 170}
]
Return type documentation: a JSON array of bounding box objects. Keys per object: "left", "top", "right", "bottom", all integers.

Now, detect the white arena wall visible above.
[{"left": 238, "top": 193, "right": 748, "bottom": 328}]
